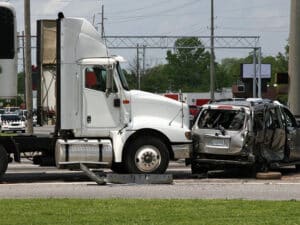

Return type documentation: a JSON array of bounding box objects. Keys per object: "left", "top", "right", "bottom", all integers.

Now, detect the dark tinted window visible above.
[
  {"left": 0, "top": 7, "right": 15, "bottom": 59},
  {"left": 85, "top": 66, "right": 107, "bottom": 92},
  {"left": 1, "top": 114, "right": 20, "bottom": 121}
]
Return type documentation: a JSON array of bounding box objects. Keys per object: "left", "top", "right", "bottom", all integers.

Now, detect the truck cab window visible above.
[
  {"left": 117, "top": 62, "right": 129, "bottom": 90},
  {"left": 85, "top": 66, "right": 107, "bottom": 92}
]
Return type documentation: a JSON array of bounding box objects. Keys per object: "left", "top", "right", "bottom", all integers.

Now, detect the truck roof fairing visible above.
[{"left": 60, "top": 17, "right": 109, "bottom": 63}]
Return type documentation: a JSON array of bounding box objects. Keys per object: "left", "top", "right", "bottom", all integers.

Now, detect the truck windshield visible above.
[{"left": 117, "top": 62, "right": 129, "bottom": 90}]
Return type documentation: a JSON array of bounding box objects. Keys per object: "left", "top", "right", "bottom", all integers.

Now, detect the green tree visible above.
[
  {"left": 164, "top": 37, "right": 211, "bottom": 92},
  {"left": 18, "top": 72, "right": 25, "bottom": 94}
]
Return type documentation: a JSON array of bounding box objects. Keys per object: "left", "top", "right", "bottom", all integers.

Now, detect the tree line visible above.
[{"left": 125, "top": 37, "right": 288, "bottom": 94}]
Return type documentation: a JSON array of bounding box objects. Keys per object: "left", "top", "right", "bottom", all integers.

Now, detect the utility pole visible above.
[
  {"left": 257, "top": 47, "right": 262, "bottom": 98},
  {"left": 210, "top": 0, "right": 215, "bottom": 100},
  {"left": 136, "top": 44, "right": 140, "bottom": 90},
  {"left": 288, "top": 0, "right": 300, "bottom": 117},
  {"left": 101, "top": 5, "right": 105, "bottom": 38},
  {"left": 252, "top": 49, "right": 256, "bottom": 98},
  {"left": 142, "top": 45, "right": 146, "bottom": 75},
  {"left": 24, "top": 0, "right": 33, "bottom": 134},
  {"left": 22, "top": 31, "right": 26, "bottom": 102}
]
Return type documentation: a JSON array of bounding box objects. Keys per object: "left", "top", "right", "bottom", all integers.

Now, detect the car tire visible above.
[
  {"left": 124, "top": 136, "right": 169, "bottom": 174},
  {"left": 256, "top": 171, "right": 282, "bottom": 180},
  {"left": 0, "top": 145, "right": 8, "bottom": 179},
  {"left": 295, "top": 164, "right": 300, "bottom": 172}
]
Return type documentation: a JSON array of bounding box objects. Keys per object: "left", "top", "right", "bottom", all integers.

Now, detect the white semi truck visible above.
[{"left": 0, "top": 7, "right": 192, "bottom": 177}]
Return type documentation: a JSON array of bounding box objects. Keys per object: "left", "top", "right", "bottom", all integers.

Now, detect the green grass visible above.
[
  {"left": 0, "top": 199, "right": 299, "bottom": 225},
  {"left": 0, "top": 132, "right": 17, "bottom": 136}
]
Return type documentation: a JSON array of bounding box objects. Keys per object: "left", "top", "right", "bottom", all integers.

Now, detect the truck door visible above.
[
  {"left": 82, "top": 65, "right": 120, "bottom": 135},
  {"left": 281, "top": 107, "right": 300, "bottom": 161}
]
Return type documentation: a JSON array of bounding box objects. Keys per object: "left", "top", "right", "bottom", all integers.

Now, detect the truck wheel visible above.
[
  {"left": 0, "top": 145, "right": 8, "bottom": 179},
  {"left": 125, "top": 136, "right": 169, "bottom": 174}
]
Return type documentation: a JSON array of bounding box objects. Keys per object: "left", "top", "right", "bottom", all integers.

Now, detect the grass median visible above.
[{"left": 0, "top": 199, "right": 299, "bottom": 225}]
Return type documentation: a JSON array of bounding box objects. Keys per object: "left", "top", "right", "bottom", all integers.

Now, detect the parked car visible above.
[
  {"left": 19, "top": 110, "right": 37, "bottom": 126},
  {"left": 0, "top": 109, "right": 5, "bottom": 128},
  {"left": 0, "top": 114, "right": 26, "bottom": 133},
  {"left": 190, "top": 98, "right": 300, "bottom": 175},
  {"left": 4, "top": 106, "right": 20, "bottom": 114}
]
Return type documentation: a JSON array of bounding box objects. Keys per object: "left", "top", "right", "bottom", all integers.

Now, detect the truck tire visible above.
[
  {"left": 0, "top": 145, "right": 8, "bottom": 179},
  {"left": 111, "top": 162, "right": 128, "bottom": 174},
  {"left": 124, "top": 136, "right": 169, "bottom": 174}
]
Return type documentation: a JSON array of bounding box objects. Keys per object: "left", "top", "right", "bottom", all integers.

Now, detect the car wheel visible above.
[
  {"left": 295, "top": 164, "right": 300, "bottom": 172},
  {"left": 124, "top": 136, "right": 169, "bottom": 174},
  {"left": 0, "top": 145, "right": 8, "bottom": 179}
]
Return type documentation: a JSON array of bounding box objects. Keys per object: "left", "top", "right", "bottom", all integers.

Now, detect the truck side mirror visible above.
[{"left": 105, "top": 67, "right": 113, "bottom": 96}]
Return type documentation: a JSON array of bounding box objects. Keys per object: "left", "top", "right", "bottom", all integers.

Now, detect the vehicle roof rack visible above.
[
  {"left": 208, "top": 98, "right": 273, "bottom": 107},
  {"left": 208, "top": 98, "right": 246, "bottom": 104}
]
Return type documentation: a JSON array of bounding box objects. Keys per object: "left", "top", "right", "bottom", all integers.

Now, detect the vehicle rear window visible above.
[
  {"left": 1, "top": 115, "right": 20, "bottom": 121},
  {"left": 197, "top": 109, "right": 245, "bottom": 130}
]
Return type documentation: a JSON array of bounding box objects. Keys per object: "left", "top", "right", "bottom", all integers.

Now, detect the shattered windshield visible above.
[{"left": 198, "top": 109, "right": 245, "bottom": 130}]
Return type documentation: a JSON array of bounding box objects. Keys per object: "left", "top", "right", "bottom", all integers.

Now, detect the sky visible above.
[{"left": 3, "top": 0, "right": 291, "bottom": 69}]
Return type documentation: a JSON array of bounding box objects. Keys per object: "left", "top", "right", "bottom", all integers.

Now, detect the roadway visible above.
[
  {"left": 1, "top": 125, "right": 300, "bottom": 200},
  {"left": 1, "top": 160, "right": 300, "bottom": 200}
]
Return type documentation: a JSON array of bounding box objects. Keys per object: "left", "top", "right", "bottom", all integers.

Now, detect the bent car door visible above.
[{"left": 281, "top": 107, "right": 300, "bottom": 161}]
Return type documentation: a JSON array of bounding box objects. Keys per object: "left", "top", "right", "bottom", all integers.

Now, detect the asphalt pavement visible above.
[{"left": 1, "top": 160, "right": 300, "bottom": 200}]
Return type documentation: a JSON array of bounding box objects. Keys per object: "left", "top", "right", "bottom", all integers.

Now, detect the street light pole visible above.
[{"left": 210, "top": 0, "right": 215, "bottom": 100}]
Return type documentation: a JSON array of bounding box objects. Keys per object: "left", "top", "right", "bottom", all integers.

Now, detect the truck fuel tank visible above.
[{"left": 55, "top": 139, "right": 113, "bottom": 169}]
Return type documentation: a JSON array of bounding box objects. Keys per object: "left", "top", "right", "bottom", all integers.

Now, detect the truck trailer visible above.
[{"left": 0, "top": 8, "right": 192, "bottom": 178}]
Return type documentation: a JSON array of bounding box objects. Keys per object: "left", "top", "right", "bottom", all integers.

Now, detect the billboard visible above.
[{"left": 242, "top": 64, "right": 271, "bottom": 79}]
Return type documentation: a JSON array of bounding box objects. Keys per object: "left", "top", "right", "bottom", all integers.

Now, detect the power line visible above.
[
  {"left": 106, "top": 0, "right": 200, "bottom": 24},
  {"left": 107, "top": 0, "right": 172, "bottom": 15}
]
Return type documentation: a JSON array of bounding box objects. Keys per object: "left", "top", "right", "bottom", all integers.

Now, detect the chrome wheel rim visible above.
[{"left": 134, "top": 145, "right": 161, "bottom": 172}]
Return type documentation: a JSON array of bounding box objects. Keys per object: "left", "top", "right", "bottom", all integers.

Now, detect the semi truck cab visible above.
[{"left": 40, "top": 15, "right": 192, "bottom": 174}]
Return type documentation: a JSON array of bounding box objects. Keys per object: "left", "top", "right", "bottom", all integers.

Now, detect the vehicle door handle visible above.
[{"left": 87, "top": 115, "right": 91, "bottom": 123}]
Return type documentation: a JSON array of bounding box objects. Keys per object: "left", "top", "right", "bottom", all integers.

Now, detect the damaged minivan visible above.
[{"left": 191, "top": 98, "right": 300, "bottom": 175}]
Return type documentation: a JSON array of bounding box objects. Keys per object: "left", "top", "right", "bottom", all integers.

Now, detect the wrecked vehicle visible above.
[{"left": 190, "top": 98, "right": 300, "bottom": 175}]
